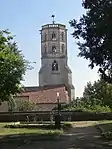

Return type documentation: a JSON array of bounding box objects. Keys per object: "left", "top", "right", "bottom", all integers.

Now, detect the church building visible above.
[
  {"left": 15, "top": 17, "right": 75, "bottom": 111},
  {"left": 0, "top": 17, "right": 75, "bottom": 112}
]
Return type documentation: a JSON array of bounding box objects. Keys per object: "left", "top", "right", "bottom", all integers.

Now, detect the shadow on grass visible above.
[
  {"left": 1, "top": 124, "right": 112, "bottom": 149},
  {"left": 0, "top": 132, "right": 61, "bottom": 142},
  {"left": 4, "top": 123, "right": 72, "bottom": 131},
  {"left": 97, "top": 122, "right": 112, "bottom": 140},
  {"left": 5, "top": 124, "right": 57, "bottom": 129},
  {"left": 0, "top": 123, "right": 70, "bottom": 144},
  {"left": 98, "top": 123, "right": 112, "bottom": 131}
]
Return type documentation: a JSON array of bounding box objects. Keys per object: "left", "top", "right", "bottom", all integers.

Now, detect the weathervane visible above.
[{"left": 51, "top": 15, "right": 55, "bottom": 24}]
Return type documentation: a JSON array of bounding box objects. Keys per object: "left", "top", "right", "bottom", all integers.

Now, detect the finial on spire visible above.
[{"left": 51, "top": 15, "right": 55, "bottom": 24}]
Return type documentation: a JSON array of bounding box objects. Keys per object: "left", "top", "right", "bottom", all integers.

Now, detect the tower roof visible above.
[
  {"left": 42, "top": 23, "right": 66, "bottom": 29},
  {"left": 41, "top": 15, "right": 66, "bottom": 29}
]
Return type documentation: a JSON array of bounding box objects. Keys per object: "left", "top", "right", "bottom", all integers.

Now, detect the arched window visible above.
[
  {"left": 44, "top": 46, "right": 47, "bottom": 53},
  {"left": 52, "top": 32, "right": 56, "bottom": 40},
  {"left": 52, "top": 60, "right": 58, "bottom": 71},
  {"left": 61, "top": 32, "right": 64, "bottom": 41},
  {"left": 44, "top": 33, "right": 47, "bottom": 41},
  {"left": 61, "top": 44, "right": 64, "bottom": 53},
  {"left": 52, "top": 45, "right": 56, "bottom": 53}
]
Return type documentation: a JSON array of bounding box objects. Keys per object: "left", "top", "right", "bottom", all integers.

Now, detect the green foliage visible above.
[
  {"left": 0, "top": 123, "right": 63, "bottom": 138},
  {"left": 70, "top": 0, "right": 112, "bottom": 83},
  {"left": 63, "top": 122, "right": 72, "bottom": 130},
  {"left": 61, "top": 99, "right": 112, "bottom": 113},
  {"left": 97, "top": 121, "right": 112, "bottom": 139},
  {"left": 84, "top": 105, "right": 112, "bottom": 113},
  {"left": 8, "top": 96, "right": 16, "bottom": 112},
  {"left": 61, "top": 79, "right": 112, "bottom": 112},
  {"left": 14, "top": 99, "right": 37, "bottom": 112},
  {"left": 0, "top": 30, "right": 28, "bottom": 103},
  {"left": 83, "top": 79, "right": 112, "bottom": 107},
  {"left": 102, "top": 131, "right": 112, "bottom": 139}
]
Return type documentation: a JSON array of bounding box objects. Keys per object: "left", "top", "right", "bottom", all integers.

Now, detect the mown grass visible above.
[
  {"left": 0, "top": 122, "right": 63, "bottom": 136},
  {"left": 97, "top": 120, "right": 112, "bottom": 139}
]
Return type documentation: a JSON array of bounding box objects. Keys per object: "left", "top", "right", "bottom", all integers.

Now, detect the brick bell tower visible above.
[{"left": 39, "top": 15, "right": 75, "bottom": 100}]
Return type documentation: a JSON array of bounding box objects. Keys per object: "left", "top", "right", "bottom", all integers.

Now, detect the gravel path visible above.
[
  {"left": 68, "top": 122, "right": 112, "bottom": 149},
  {"left": 0, "top": 121, "right": 112, "bottom": 149}
]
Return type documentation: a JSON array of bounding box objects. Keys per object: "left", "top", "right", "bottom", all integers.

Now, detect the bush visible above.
[
  {"left": 61, "top": 99, "right": 112, "bottom": 113},
  {"left": 14, "top": 99, "right": 37, "bottom": 112},
  {"left": 88, "top": 105, "right": 112, "bottom": 113}
]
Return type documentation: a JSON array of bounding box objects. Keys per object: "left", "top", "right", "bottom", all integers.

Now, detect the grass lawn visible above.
[
  {"left": 97, "top": 121, "right": 112, "bottom": 139},
  {"left": 0, "top": 123, "right": 63, "bottom": 137}
]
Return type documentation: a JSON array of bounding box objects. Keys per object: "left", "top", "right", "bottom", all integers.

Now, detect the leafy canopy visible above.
[
  {"left": 61, "top": 79, "right": 112, "bottom": 112},
  {"left": 70, "top": 0, "right": 112, "bottom": 83},
  {"left": 8, "top": 98, "right": 37, "bottom": 112},
  {"left": 83, "top": 79, "right": 112, "bottom": 107},
  {"left": 0, "top": 30, "right": 27, "bottom": 103}
]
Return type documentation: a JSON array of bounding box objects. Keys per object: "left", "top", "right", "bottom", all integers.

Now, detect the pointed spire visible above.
[{"left": 51, "top": 15, "right": 55, "bottom": 24}]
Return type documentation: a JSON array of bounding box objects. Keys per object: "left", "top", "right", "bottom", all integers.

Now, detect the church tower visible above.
[{"left": 39, "top": 16, "right": 75, "bottom": 100}]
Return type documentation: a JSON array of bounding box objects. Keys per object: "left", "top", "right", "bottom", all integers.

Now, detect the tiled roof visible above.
[
  {"left": 17, "top": 85, "right": 69, "bottom": 104},
  {"left": 24, "top": 84, "right": 66, "bottom": 92}
]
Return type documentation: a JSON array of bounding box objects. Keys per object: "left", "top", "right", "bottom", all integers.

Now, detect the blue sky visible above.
[{"left": 0, "top": 0, "right": 99, "bottom": 97}]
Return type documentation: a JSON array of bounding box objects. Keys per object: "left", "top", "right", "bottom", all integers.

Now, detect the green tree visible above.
[
  {"left": 8, "top": 96, "right": 16, "bottom": 112},
  {"left": 83, "top": 79, "right": 112, "bottom": 107},
  {"left": 0, "top": 30, "right": 27, "bottom": 103},
  {"left": 70, "top": 0, "right": 112, "bottom": 83},
  {"left": 14, "top": 99, "right": 37, "bottom": 112}
]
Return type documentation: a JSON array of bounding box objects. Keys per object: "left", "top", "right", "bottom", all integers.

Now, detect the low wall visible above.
[
  {"left": 71, "top": 112, "right": 112, "bottom": 121},
  {"left": 0, "top": 111, "right": 112, "bottom": 122}
]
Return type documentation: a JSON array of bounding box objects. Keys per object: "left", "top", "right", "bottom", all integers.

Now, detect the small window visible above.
[
  {"left": 52, "top": 32, "right": 56, "bottom": 40},
  {"left": 52, "top": 45, "right": 56, "bottom": 53},
  {"left": 62, "top": 44, "right": 64, "bottom": 53},
  {"left": 44, "top": 33, "right": 47, "bottom": 41},
  {"left": 61, "top": 32, "right": 64, "bottom": 41},
  {"left": 52, "top": 60, "right": 58, "bottom": 71},
  {"left": 44, "top": 46, "right": 47, "bottom": 53}
]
